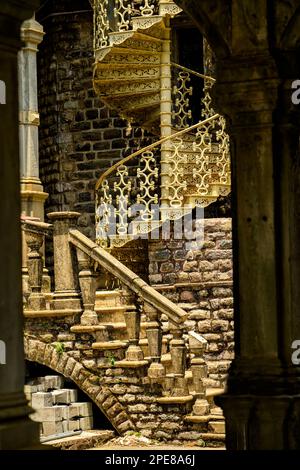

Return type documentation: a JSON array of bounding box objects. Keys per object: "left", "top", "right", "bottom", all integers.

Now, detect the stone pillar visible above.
[
  {"left": 214, "top": 61, "right": 300, "bottom": 449},
  {"left": 19, "top": 16, "right": 47, "bottom": 220},
  {"left": 76, "top": 247, "right": 98, "bottom": 325},
  {"left": 144, "top": 302, "right": 165, "bottom": 380},
  {"left": 169, "top": 321, "right": 189, "bottom": 396},
  {"left": 0, "top": 0, "right": 41, "bottom": 449},
  {"left": 47, "top": 212, "right": 81, "bottom": 311},
  {"left": 124, "top": 303, "right": 144, "bottom": 362},
  {"left": 188, "top": 331, "right": 210, "bottom": 415},
  {"left": 174, "top": 0, "right": 300, "bottom": 449},
  {"left": 23, "top": 220, "right": 50, "bottom": 311},
  {"left": 18, "top": 17, "right": 49, "bottom": 294}
]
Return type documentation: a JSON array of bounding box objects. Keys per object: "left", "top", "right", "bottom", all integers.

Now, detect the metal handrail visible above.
[
  {"left": 95, "top": 113, "right": 220, "bottom": 190},
  {"left": 171, "top": 62, "right": 215, "bottom": 82}
]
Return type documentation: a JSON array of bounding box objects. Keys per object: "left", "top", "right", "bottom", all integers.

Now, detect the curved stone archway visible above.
[{"left": 24, "top": 336, "right": 135, "bottom": 434}]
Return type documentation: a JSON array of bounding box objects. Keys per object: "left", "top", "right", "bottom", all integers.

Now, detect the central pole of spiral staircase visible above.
[{"left": 159, "top": 17, "right": 172, "bottom": 220}]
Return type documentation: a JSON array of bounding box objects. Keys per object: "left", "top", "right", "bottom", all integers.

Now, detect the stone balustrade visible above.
[{"left": 22, "top": 212, "right": 196, "bottom": 398}]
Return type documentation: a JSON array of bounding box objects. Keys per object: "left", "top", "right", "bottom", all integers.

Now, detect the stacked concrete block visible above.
[
  {"left": 31, "top": 391, "right": 54, "bottom": 408},
  {"left": 26, "top": 375, "right": 94, "bottom": 437},
  {"left": 52, "top": 388, "right": 78, "bottom": 405}
]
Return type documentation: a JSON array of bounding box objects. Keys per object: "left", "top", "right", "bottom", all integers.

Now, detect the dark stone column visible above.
[
  {"left": 213, "top": 50, "right": 300, "bottom": 452},
  {"left": 0, "top": 0, "right": 41, "bottom": 449}
]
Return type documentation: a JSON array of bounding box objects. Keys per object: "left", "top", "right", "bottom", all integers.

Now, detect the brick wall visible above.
[{"left": 148, "top": 218, "right": 233, "bottom": 388}]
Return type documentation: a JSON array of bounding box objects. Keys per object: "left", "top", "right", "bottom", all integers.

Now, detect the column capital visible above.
[{"left": 21, "top": 17, "right": 44, "bottom": 51}]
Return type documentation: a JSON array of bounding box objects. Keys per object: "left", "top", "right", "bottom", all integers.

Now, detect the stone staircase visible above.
[
  {"left": 22, "top": 216, "right": 226, "bottom": 446},
  {"left": 21, "top": 0, "right": 228, "bottom": 447}
]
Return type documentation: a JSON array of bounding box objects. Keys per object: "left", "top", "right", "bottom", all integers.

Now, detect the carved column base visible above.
[
  {"left": 126, "top": 344, "right": 144, "bottom": 362},
  {"left": 191, "top": 357, "right": 207, "bottom": 395},
  {"left": 172, "top": 376, "right": 190, "bottom": 397},
  {"left": 0, "top": 392, "right": 39, "bottom": 450},
  {"left": 28, "top": 293, "right": 46, "bottom": 310},
  {"left": 148, "top": 362, "right": 165, "bottom": 380},
  {"left": 80, "top": 310, "right": 98, "bottom": 325},
  {"left": 216, "top": 392, "right": 300, "bottom": 450},
  {"left": 42, "top": 268, "right": 51, "bottom": 292},
  {"left": 20, "top": 179, "right": 48, "bottom": 222},
  {"left": 193, "top": 398, "right": 210, "bottom": 416}
]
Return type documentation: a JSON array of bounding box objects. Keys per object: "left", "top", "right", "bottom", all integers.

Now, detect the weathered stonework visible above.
[
  {"left": 24, "top": 332, "right": 222, "bottom": 445},
  {"left": 149, "top": 218, "right": 233, "bottom": 387}
]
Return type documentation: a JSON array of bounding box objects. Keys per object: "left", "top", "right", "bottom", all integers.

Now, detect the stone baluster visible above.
[
  {"left": 123, "top": 297, "right": 144, "bottom": 362},
  {"left": 144, "top": 302, "right": 165, "bottom": 380},
  {"left": 23, "top": 221, "right": 50, "bottom": 311},
  {"left": 76, "top": 247, "right": 98, "bottom": 325},
  {"left": 47, "top": 211, "right": 81, "bottom": 311},
  {"left": 169, "top": 321, "right": 189, "bottom": 396},
  {"left": 188, "top": 331, "right": 210, "bottom": 415}
]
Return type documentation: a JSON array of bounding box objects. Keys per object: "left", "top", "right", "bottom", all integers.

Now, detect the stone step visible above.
[
  {"left": 184, "top": 413, "right": 224, "bottom": 423},
  {"left": 94, "top": 305, "right": 136, "bottom": 322},
  {"left": 94, "top": 64, "right": 160, "bottom": 82},
  {"left": 131, "top": 15, "right": 165, "bottom": 33},
  {"left": 31, "top": 389, "right": 78, "bottom": 408},
  {"left": 108, "top": 31, "right": 163, "bottom": 51},
  {"left": 108, "top": 92, "right": 160, "bottom": 114},
  {"left": 95, "top": 290, "right": 124, "bottom": 307},
  {"left": 96, "top": 47, "right": 161, "bottom": 65},
  {"left": 92, "top": 340, "right": 128, "bottom": 350}
]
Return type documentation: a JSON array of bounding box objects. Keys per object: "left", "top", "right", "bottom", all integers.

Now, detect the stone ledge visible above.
[
  {"left": 71, "top": 323, "right": 127, "bottom": 333},
  {"left": 151, "top": 280, "right": 233, "bottom": 291},
  {"left": 184, "top": 414, "right": 224, "bottom": 423},
  {"left": 92, "top": 341, "right": 128, "bottom": 350},
  {"left": 156, "top": 395, "right": 194, "bottom": 404},
  {"left": 24, "top": 308, "right": 82, "bottom": 318},
  {"left": 206, "top": 387, "right": 225, "bottom": 398},
  {"left": 184, "top": 415, "right": 210, "bottom": 423},
  {"left": 198, "top": 432, "right": 225, "bottom": 441},
  {"left": 94, "top": 305, "right": 136, "bottom": 312},
  {"left": 114, "top": 360, "right": 149, "bottom": 368}
]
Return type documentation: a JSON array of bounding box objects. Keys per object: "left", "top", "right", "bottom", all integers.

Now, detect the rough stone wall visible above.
[
  {"left": 148, "top": 218, "right": 233, "bottom": 388},
  {"left": 24, "top": 320, "right": 221, "bottom": 445},
  {"left": 37, "top": 1, "right": 153, "bottom": 239}
]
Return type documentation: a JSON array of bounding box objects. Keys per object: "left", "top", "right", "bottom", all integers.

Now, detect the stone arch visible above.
[{"left": 24, "top": 336, "right": 135, "bottom": 435}]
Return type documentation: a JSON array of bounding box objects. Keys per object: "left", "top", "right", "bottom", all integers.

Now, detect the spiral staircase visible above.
[
  {"left": 92, "top": 0, "right": 231, "bottom": 249},
  {"left": 21, "top": 3, "right": 230, "bottom": 447}
]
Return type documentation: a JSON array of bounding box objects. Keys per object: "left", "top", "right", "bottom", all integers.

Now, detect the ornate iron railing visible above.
[
  {"left": 95, "top": 115, "right": 230, "bottom": 248},
  {"left": 93, "top": 0, "right": 161, "bottom": 50},
  {"left": 94, "top": 59, "right": 230, "bottom": 249},
  {"left": 171, "top": 62, "right": 215, "bottom": 129}
]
